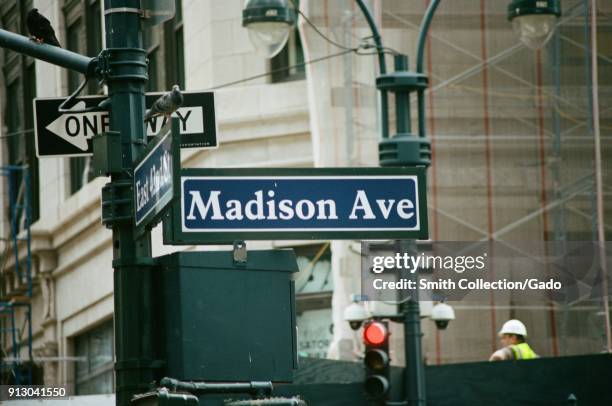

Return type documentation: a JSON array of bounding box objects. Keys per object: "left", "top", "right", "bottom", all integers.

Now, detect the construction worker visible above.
[{"left": 489, "top": 319, "right": 538, "bottom": 361}]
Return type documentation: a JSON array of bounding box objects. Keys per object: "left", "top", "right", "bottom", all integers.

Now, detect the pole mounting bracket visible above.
[
  {"left": 104, "top": 7, "right": 143, "bottom": 16},
  {"left": 101, "top": 179, "right": 134, "bottom": 228},
  {"left": 95, "top": 48, "right": 148, "bottom": 84},
  {"left": 103, "top": 7, "right": 171, "bottom": 20}
]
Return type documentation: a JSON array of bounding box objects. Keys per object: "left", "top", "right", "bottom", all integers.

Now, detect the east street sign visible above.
[
  {"left": 34, "top": 91, "right": 217, "bottom": 157},
  {"left": 134, "top": 119, "right": 180, "bottom": 233},
  {"left": 162, "top": 167, "right": 428, "bottom": 244}
]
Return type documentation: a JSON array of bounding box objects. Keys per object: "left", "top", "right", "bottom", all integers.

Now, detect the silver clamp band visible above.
[{"left": 104, "top": 7, "right": 142, "bottom": 16}]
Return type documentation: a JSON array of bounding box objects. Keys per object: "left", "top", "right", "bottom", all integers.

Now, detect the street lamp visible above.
[
  {"left": 507, "top": 0, "right": 561, "bottom": 49},
  {"left": 243, "top": 2, "right": 431, "bottom": 405},
  {"left": 242, "top": 0, "right": 296, "bottom": 58}
]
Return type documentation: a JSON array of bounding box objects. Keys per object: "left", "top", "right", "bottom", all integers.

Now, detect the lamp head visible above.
[
  {"left": 508, "top": 0, "right": 561, "bottom": 49},
  {"left": 242, "top": 0, "right": 296, "bottom": 58}
]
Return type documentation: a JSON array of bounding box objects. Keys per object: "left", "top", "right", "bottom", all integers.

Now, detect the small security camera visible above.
[
  {"left": 435, "top": 319, "right": 450, "bottom": 330},
  {"left": 349, "top": 320, "right": 364, "bottom": 331},
  {"left": 430, "top": 302, "right": 455, "bottom": 330},
  {"left": 344, "top": 298, "right": 369, "bottom": 331}
]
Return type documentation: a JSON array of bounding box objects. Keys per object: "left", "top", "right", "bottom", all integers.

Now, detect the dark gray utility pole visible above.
[
  {"left": 101, "top": 1, "right": 154, "bottom": 405},
  {"left": 377, "top": 54, "right": 429, "bottom": 406}
]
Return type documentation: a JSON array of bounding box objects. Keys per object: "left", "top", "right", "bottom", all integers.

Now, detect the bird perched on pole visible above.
[
  {"left": 26, "top": 9, "right": 61, "bottom": 47},
  {"left": 144, "top": 85, "right": 184, "bottom": 122}
]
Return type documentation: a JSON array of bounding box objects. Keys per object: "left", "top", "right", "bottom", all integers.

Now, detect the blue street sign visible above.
[
  {"left": 134, "top": 120, "right": 177, "bottom": 230},
  {"left": 162, "top": 167, "right": 428, "bottom": 244}
]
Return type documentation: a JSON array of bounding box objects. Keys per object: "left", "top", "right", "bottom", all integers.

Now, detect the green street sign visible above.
[{"left": 162, "top": 167, "right": 428, "bottom": 244}]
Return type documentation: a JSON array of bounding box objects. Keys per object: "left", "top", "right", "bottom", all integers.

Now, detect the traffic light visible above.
[{"left": 362, "top": 320, "right": 390, "bottom": 400}]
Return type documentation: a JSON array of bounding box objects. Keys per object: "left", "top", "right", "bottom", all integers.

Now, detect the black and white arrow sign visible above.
[{"left": 34, "top": 91, "right": 217, "bottom": 157}]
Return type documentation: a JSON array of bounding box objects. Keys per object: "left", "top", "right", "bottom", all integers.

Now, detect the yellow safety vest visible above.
[{"left": 510, "top": 343, "right": 538, "bottom": 360}]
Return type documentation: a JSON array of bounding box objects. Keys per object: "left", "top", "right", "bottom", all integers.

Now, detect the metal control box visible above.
[{"left": 154, "top": 249, "right": 298, "bottom": 383}]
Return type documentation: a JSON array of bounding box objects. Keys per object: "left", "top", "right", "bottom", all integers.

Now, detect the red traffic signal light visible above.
[
  {"left": 363, "top": 321, "right": 388, "bottom": 346},
  {"left": 362, "top": 320, "right": 390, "bottom": 400}
]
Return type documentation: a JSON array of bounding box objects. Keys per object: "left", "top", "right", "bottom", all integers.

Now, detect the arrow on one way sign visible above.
[{"left": 44, "top": 102, "right": 109, "bottom": 151}]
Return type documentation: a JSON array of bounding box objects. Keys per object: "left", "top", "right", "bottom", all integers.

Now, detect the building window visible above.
[
  {"left": 6, "top": 79, "right": 23, "bottom": 164},
  {"left": 85, "top": 0, "right": 102, "bottom": 94},
  {"left": 270, "top": 27, "right": 305, "bottom": 83},
  {"left": 74, "top": 320, "right": 114, "bottom": 395},
  {"left": 144, "top": 0, "right": 184, "bottom": 92},
  {"left": 1, "top": 0, "right": 39, "bottom": 223},
  {"left": 64, "top": 0, "right": 102, "bottom": 195},
  {"left": 293, "top": 243, "right": 333, "bottom": 358},
  {"left": 144, "top": 23, "right": 162, "bottom": 92},
  {"left": 163, "top": 0, "right": 184, "bottom": 89}
]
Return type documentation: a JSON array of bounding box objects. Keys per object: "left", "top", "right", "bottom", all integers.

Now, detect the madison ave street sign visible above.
[
  {"left": 134, "top": 119, "right": 180, "bottom": 233},
  {"left": 162, "top": 167, "right": 428, "bottom": 243},
  {"left": 34, "top": 91, "right": 217, "bottom": 157}
]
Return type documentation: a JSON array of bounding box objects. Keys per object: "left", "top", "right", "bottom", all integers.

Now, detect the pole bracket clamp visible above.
[
  {"left": 104, "top": 7, "right": 143, "bottom": 16},
  {"left": 95, "top": 48, "right": 148, "bottom": 84},
  {"left": 103, "top": 7, "right": 166, "bottom": 20},
  {"left": 101, "top": 179, "right": 134, "bottom": 228}
]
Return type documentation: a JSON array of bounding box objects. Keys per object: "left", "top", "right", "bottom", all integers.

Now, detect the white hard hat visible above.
[{"left": 499, "top": 319, "right": 527, "bottom": 337}]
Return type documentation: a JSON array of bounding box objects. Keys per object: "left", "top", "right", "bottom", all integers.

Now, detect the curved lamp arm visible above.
[
  {"left": 416, "top": 0, "right": 441, "bottom": 139},
  {"left": 416, "top": 0, "right": 441, "bottom": 74},
  {"left": 354, "top": 0, "right": 441, "bottom": 140},
  {"left": 355, "top": 0, "right": 390, "bottom": 139}
]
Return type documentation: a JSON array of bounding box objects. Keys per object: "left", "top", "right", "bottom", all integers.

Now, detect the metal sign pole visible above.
[{"left": 101, "top": 1, "right": 154, "bottom": 405}]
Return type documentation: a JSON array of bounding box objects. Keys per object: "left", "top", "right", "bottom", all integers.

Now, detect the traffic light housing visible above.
[{"left": 362, "top": 320, "right": 390, "bottom": 400}]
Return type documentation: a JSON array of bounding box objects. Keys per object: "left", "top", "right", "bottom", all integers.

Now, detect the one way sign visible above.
[{"left": 34, "top": 91, "right": 217, "bottom": 157}]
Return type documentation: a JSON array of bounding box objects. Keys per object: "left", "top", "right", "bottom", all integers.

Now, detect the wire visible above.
[
  {"left": 355, "top": 47, "right": 400, "bottom": 56},
  {"left": 209, "top": 49, "right": 354, "bottom": 90},
  {"left": 208, "top": 45, "right": 403, "bottom": 91},
  {"left": 289, "top": 0, "right": 401, "bottom": 56},
  {"left": 289, "top": 0, "right": 358, "bottom": 52},
  {"left": 357, "top": 38, "right": 402, "bottom": 56},
  {"left": 0, "top": 129, "right": 34, "bottom": 139}
]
